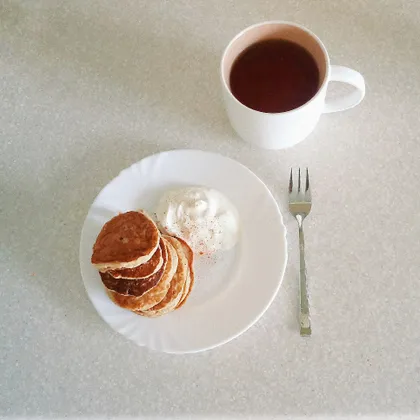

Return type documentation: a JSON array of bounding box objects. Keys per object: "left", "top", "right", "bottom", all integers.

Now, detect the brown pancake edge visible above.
[
  {"left": 140, "top": 236, "right": 188, "bottom": 317},
  {"left": 107, "top": 238, "right": 178, "bottom": 311},
  {"left": 174, "top": 236, "right": 195, "bottom": 309},
  {"left": 100, "top": 239, "right": 168, "bottom": 297},
  {"left": 108, "top": 239, "right": 164, "bottom": 279}
]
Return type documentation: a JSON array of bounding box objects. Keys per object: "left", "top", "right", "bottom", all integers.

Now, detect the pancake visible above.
[
  {"left": 108, "top": 241, "right": 163, "bottom": 279},
  {"left": 139, "top": 236, "right": 188, "bottom": 317},
  {"left": 175, "top": 237, "right": 195, "bottom": 309},
  {"left": 107, "top": 238, "right": 178, "bottom": 311},
  {"left": 91, "top": 211, "right": 160, "bottom": 271},
  {"left": 100, "top": 239, "right": 167, "bottom": 296},
  {"left": 101, "top": 269, "right": 162, "bottom": 297}
]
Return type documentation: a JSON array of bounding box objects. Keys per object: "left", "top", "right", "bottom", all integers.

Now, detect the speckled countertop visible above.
[{"left": 1, "top": 0, "right": 420, "bottom": 418}]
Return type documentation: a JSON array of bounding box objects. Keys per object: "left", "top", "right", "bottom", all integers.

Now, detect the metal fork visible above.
[{"left": 289, "top": 168, "right": 312, "bottom": 337}]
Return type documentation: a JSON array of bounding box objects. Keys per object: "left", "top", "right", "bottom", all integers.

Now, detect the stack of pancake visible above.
[{"left": 91, "top": 211, "right": 194, "bottom": 317}]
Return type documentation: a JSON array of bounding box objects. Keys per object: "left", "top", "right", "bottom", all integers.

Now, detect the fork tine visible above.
[
  {"left": 305, "top": 168, "right": 312, "bottom": 201},
  {"left": 298, "top": 168, "right": 301, "bottom": 193},
  {"left": 289, "top": 168, "right": 293, "bottom": 194},
  {"left": 305, "top": 168, "right": 310, "bottom": 192}
]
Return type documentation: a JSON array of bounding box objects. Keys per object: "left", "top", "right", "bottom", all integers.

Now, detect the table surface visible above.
[{"left": 1, "top": 0, "right": 420, "bottom": 418}]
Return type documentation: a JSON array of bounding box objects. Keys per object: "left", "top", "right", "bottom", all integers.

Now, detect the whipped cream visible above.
[{"left": 156, "top": 187, "right": 239, "bottom": 254}]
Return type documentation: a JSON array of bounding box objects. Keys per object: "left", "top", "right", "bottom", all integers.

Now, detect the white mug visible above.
[{"left": 221, "top": 21, "right": 365, "bottom": 149}]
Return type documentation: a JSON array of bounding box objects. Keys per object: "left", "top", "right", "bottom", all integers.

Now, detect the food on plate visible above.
[
  {"left": 91, "top": 210, "right": 195, "bottom": 318},
  {"left": 91, "top": 211, "right": 160, "bottom": 271},
  {"left": 173, "top": 236, "right": 194, "bottom": 309},
  {"left": 108, "top": 242, "right": 163, "bottom": 279},
  {"left": 100, "top": 238, "right": 166, "bottom": 296},
  {"left": 90, "top": 186, "right": 236, "bottom": 318},
  {"left": 139, "top": 236, "right": 190, "bottom": 317},
  {"left": 106, "top": 237, "right": 178, "bottom": 311},
  {"left": 156, "top": 187, "right": 240, "bottom": 254}
]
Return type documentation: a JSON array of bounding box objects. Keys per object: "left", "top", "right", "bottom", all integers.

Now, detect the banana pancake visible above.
[
  {"left": 100, "top": 239, "right": 167, "bottom": 296},
  {"left": 107, "top": 238, "right": 178, "bottom": 311},
  {"left": 139, "top": 236, "right": 188, "bottom": 317},
  {"left": 175, "top": 237, "right": 195, "bottom": 309},
  {"left": 108, "top": 241, "right": 163, "bottom": 279},
  {"left": 91, "top": 211, "right": 160, "bottom": 271}
]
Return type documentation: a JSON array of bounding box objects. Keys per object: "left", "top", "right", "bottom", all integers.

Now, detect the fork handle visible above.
[{"left": 298, "top": 220, "right": 311, "bottom": 336}]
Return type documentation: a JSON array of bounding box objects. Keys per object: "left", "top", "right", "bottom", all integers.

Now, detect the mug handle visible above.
[{"left": 323, "top": 65, "right": 365, "bottom": 113}]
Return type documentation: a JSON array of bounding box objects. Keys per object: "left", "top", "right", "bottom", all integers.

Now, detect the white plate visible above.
[{"left": 79, "top": 150, "right": 287, "bottom": 353}]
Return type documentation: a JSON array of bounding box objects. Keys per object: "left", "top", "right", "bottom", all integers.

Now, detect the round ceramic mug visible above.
[{"left": 221, "top": 21, "right": 365, "bottom": 149}]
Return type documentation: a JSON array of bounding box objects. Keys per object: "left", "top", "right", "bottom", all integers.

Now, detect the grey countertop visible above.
[{"left": 1, "top": 0, "right": 420, "bottom": 418}]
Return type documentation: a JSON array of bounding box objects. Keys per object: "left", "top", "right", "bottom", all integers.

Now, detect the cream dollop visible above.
[{"left": 156, "top": 187, "right": 239, "bottom": 254}]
